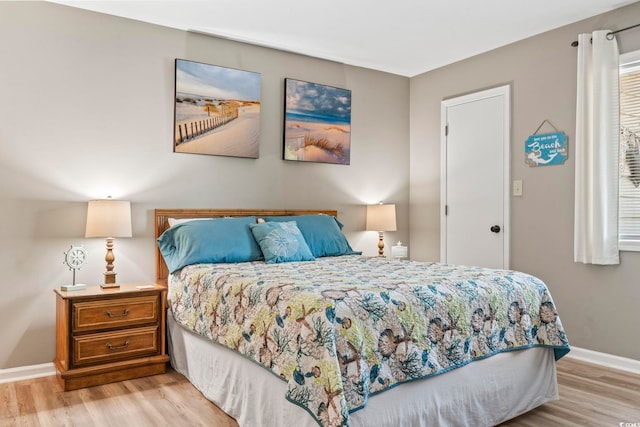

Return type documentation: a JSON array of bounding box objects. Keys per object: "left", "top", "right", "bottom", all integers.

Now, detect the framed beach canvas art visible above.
[
  {"left": 174, "top": 59, "right": 261, "bottom": 158},
  {"left": 283, "top": 78, "right": 351, "bottom": 165}
]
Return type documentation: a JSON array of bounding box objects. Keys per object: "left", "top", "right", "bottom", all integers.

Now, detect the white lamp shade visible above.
[
  {"left": 366, "top": 204, "right": 397, "bottom": 232},
  {"left": 85, "top": 199, "right": 132, "bottom": 238}
]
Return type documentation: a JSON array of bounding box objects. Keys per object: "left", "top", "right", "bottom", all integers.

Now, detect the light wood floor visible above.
[{"left": 1, "top": 357, "right": 638, "bottom": 426}]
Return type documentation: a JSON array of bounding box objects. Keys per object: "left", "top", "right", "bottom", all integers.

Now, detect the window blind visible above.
[{"left": 619, "top": 54, "right": 640, "bottom": 243}]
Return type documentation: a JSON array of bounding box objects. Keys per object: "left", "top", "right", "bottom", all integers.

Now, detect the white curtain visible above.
[{"left": 574, "top": 30, "right": 620, "bottom": 265}]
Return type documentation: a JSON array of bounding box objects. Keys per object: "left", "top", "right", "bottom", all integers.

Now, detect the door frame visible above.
[{"left": 440, "top": 85, "right": 511, "bottom": 268}]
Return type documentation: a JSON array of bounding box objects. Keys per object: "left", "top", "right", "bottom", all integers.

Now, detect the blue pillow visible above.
[
  {"left": 264, "top": 214, "right": 361, "bottom": 258},
  {"left": 249, "top": 221, "right": 315, "bottom": 264},
  {"left": 157, "top": 217, "right": 263, "bottom": 273}
]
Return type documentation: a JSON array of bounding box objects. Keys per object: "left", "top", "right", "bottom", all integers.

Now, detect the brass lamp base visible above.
[
  {"left": 377, "top": 231, "right": 385, "bottom": 257},
  {"left": 101, "top": 272, "right": 119, "bottom": 289},
  {"left": 104, "top": 271, "right": 116, "bottom": 284},
  {"left": 101, "top": 237, "right": 120, "bottom": 288}
]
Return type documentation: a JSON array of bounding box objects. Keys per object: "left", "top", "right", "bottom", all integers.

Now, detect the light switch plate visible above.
[{"left": 513, "top": 180, "right": 523, "bottom": 196}]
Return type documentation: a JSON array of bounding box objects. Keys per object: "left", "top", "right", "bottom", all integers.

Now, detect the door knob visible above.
[{"left": 490, "top": 225, "right": 501, "bottom": 233}]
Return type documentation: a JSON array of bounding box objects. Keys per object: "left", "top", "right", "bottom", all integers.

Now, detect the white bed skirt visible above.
[{"left": 168, "top": 312, "right": 558, "bottom": 427}]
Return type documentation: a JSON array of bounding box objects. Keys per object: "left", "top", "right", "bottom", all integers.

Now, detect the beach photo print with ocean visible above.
[
  {"left": 283, "top": 78, "right": 351, "bottom": 165},
  {"left": 174, "top": 59, "right": 261, "bottom": 158}
]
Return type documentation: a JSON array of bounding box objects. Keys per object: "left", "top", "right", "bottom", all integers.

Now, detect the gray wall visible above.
[
  {"left": 410, "top": 2, "right": 640, "bottom": 360},
  {"left": 0, "top": 1, "right": 409, "bottom": 368}
]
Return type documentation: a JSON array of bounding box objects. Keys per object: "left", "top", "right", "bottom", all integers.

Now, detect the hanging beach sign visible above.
[{"left": 525, "top": 120, "right": 568, "bottom": 167}]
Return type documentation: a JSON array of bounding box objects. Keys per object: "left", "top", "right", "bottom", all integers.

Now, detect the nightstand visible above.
[{"left": 53, "top": 282, "right": 169, "bottom": 391}]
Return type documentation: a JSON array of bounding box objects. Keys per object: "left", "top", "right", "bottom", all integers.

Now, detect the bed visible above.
[{"left": 155, "top": 209, "right": 570, "bottom": 427}]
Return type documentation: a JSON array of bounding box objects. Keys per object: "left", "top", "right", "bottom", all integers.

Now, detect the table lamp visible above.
[
  {"left": 85, "top": 198, "right": 132, "bottom": 287},
  {"left": 366, "top": 203, "right": 397, "bottom": 256}
]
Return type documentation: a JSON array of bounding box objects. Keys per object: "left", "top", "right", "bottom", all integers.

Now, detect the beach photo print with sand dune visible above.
[
  {"left": 174, "top": 59, "right": 261, "bottom": 158},
  {"left": 283, "top": 78, "right": 351, "bottom": 165}
]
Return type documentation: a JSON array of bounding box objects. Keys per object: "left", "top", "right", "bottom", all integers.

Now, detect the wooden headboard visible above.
[{"left": 154, "top": 208, "right": 338, "bottom": 284}]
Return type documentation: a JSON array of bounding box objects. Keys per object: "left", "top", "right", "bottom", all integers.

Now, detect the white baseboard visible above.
[
  {"left": 0, "top": 362, "right": 56, "bottom": 384},
  {"left": 566, "top": 346, "right": 640, "bottom": 375},
  {"left": 0, "top": 347, "right": 637, "bottom": 384}
]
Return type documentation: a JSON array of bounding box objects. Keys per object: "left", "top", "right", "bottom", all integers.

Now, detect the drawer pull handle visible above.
[
  {"left": 105, "top": 308, "right": 130, "bottom": 318},
  {"left": 106, "top": 340, "right": 130, "bottom": 351}
]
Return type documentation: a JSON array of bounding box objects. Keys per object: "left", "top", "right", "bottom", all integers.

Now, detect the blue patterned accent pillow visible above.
[
  {"left": 157, "top": 217, "right": 263, "bottom": 273},
  {"left": 264, "top": 214, "right": 361, "bottom": 258},
  {"left": 249, "top": 221, "right": 315, "bottom": 264}
]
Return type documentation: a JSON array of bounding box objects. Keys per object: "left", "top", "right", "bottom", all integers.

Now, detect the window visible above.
[{"left": 619, "top": 49, "right": 640, "bottom": 251}]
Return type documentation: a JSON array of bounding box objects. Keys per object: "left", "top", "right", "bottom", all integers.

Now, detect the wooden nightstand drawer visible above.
[
  {"left": 72, "top": 325, "right": 160, "bottom": 366},
  {"left": 73, "top": 296, "right": 159, "bottom": 332}
]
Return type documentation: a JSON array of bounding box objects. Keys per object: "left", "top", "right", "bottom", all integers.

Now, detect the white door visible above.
[{"left": 440, "top": 85, "right": 510, "bottom": 269}]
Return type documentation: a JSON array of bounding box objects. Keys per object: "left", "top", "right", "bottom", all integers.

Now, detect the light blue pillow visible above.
[
  {"left": 249, "top": 221, "right": 315, "bottom": 264},
  {"left": 264, "top": 214, "right": 361, "bottom": 258},
  {"left": 157, "top": 217, "right": 263, "bottom": 273}
]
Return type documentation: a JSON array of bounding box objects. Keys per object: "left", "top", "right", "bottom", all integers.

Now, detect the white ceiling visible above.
[{"left": 50, "top": 0, "right": 637, "bottom": 77}]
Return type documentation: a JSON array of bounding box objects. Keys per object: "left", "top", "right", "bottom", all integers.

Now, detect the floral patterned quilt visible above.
[{"left": 169, "top": 255, "right": 570, "bottom": 427}]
